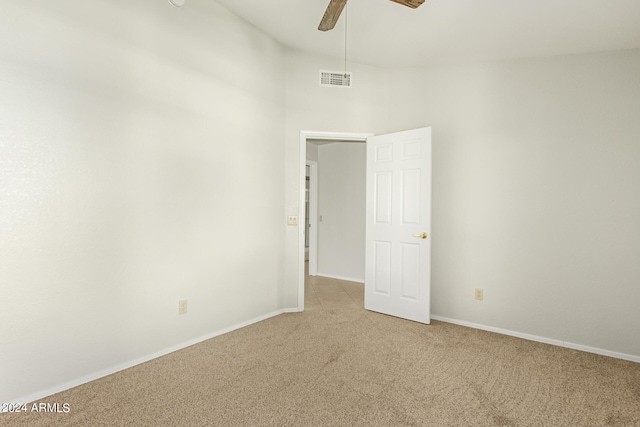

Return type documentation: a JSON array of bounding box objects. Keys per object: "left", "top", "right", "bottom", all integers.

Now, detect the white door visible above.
[{"left": 365, "top": 127, "right": 432, "bottom": 324}]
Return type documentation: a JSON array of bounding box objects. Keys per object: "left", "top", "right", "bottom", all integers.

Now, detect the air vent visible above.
[{"left": 320, "top": 70, "right": 352, "bottom": 88}]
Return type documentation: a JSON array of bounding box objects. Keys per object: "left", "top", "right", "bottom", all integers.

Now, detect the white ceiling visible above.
[{"left": 214, "top": 0, "right": 640, "bottom": 68}]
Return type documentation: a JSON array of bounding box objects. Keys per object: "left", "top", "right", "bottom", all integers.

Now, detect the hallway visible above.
[{"left": 304, "top": 262, "right": 364, "bottom": 311}]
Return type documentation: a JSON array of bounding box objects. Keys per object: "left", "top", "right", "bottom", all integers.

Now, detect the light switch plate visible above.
[{"left": 287, "top": 215, "right": 298, "bottom": 226}]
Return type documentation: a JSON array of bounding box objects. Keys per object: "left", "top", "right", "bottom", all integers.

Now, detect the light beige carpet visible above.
[{"left": 3, "top": 308, "right": 640, "bottom": 426}]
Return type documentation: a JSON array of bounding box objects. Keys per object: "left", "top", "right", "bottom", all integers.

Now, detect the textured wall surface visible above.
[{"left": 0, "top": 0, "right": 285, "bottom": 403}]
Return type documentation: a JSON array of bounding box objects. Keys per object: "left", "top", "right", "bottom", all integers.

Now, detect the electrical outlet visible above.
[
  {"left": 287, "top": 215, "right": 298, "bottom": 226},
  {"left": 178, "top": 300, "right": 188, "bottom": 315},
  {"left": 475, "top": 288, "right": 484, "bottom": 301}
]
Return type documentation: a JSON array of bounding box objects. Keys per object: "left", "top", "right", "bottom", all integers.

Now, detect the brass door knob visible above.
[{"left": 413, "top": 232, "right": 428, "bottom": 239}]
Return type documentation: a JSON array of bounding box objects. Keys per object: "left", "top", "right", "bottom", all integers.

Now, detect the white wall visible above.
[
  {"left": 306, "top": 142, "right": 319, "bottom": 162},
  {"left": 317, "top": 143, "right": 366, "bottom": 282},
  {"left": 387, "top": 49, "right": 640, "bottom": 358},
  {"left": 0, "top": 0, "right": 285, "bottom": 403}
]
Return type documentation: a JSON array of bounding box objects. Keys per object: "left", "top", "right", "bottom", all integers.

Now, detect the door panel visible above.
[
  {"left": 401, "top": 169, "right": 421, "bottom": 224},
  {"left": 365, "top": 127, "right": 432, "bottom": 324},
  {"left": 374, "top": 241, "right": 392, "bottom": 295},
  {"left": 400, "top": 242, "right": 420, "bottom": 300},
  {"left": 374, "top": 171, "right": 393, "bottom": 224}
]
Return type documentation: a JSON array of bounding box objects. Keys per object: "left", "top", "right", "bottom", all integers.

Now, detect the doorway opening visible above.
[{"left": 297, "top": 131, "right": 372, "bottom": 310}]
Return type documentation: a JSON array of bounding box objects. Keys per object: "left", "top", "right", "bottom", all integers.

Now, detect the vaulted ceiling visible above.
[{"left": 214, "top": 0, "right": 640, "bottom": 68}]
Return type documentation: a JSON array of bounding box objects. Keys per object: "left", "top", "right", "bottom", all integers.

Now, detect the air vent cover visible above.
[{"left": 320, "top": 70, "right": 352, "bottom": 88}]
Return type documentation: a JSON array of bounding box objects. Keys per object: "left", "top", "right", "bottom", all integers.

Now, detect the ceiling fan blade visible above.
[
  {"left": 318, "top": 0, "right": 348, "bottom": 32},
  {"left": 389, "top": 0, "right": 425, "bottom": 9}
]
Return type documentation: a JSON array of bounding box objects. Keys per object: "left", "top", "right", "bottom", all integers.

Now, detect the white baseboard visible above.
[
  {"left": 315, "top": 272, "right": 364, "bottom": 283},
  {"left": 6, "top": 310, "right": 286, "bottom": 408},
  {"left": 431, "top": 315, "right": 640, "bottom": 364}
]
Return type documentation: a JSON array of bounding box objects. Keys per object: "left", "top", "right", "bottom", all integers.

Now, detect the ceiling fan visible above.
[{"left": 318, "top": 0, "right": 425, "bottom": 31}]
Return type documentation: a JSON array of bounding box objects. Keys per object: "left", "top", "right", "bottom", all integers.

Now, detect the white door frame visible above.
[
  {"left": 306, "top": 160, "right": 318, "bottom": 276},
  {"left": 298, "top": 130, "right": 373, "bottom": 310}
]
